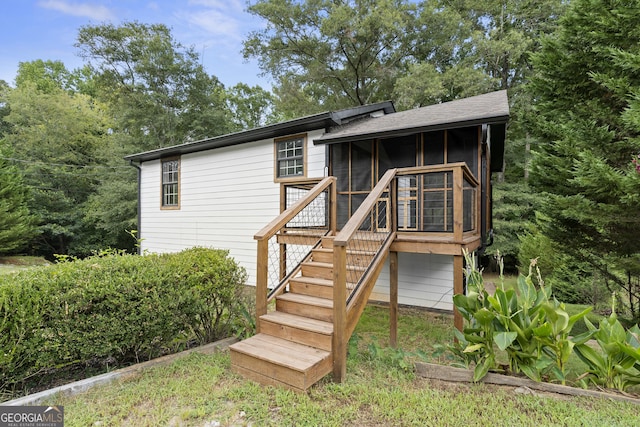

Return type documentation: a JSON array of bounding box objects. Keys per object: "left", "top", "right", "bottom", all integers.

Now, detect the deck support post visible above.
[
  {"left": 453, "top": 254, "right": 464, "bottom": 332},
  {"left": 332, "top": 244, "right": 347, "bottom": 383},
  {"left": 390, "top": 251, "right": 398, "bottom": 348},
  {"left": 256, "top": 239, "right": 268, "bottom": 333}
]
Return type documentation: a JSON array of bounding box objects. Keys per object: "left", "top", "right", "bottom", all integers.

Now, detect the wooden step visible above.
[
  {"left": 312, "top": 247, "right": 377, "bottom": 265},
  {"left": 301, "top": 261, "right": 367, "bottom": 280},
  {"left": 230, "top": 334, "right": 332, "bottom": 392},
  {"left": 301, "top": 261, "right": 333, "bottom": 279},
  {"left": 259, "top": 311, "right": 333, "bottom": 351},
  {"left": 276, "top": 293, "right": 333, "bottom": 322},
  {"left": 321, "top": 236, "right": 335, "bottom": 249},
  {"left": 289, "top": 276, "right": 356, "bottom": 299},
  {"left": 289, "top": 276, "right": 334, "bottom": 299},
  {"left": 310, "top": 248, "right": 333, "bottom": 263}
]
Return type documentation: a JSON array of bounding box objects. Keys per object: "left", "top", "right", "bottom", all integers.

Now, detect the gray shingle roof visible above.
[{"left": 317, "top": 90, "right": 509, "bottom": 144}]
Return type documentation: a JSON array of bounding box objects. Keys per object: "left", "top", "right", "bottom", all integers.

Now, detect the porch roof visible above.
[{"left": 316, "top": 90, "right": 509, "bottom": 145}]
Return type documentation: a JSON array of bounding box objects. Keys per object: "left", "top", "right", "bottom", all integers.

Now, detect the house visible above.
[{"left": 125, "top": 90, "right": 509, "bottom": 391}]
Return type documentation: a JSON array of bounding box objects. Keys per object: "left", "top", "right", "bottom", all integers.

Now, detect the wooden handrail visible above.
[
  {"left": 332, "top": 168, "right": 396, "bottom": 382},
  {"left": 396, "top": 162, "right": 479, "bottom": 187},
  {"left": 255, "top": 176, "right": 335, "bottom": 328},
  {"left": 333, "top": 168, "right": 397, "bottom": 246},
  {"left": 254, "top": 176, "right": 336, "bottom": 241}
]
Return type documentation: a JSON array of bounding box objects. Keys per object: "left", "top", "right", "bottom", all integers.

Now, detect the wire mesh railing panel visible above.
[
  {"left": 343, "top": 188, "right": 392, "bottom": 300},
  {"left": 463, "top": 177, "right": 476, "bottom": 232},
  {"left": 284, "top": 184, "right": 329, "bottom": 228},
  {"left": 265, "top": 184, "right": 331, "bottom": 297},
  {"left": 420, "top": 171, "right": 453, "bottom": 232},
  {"left": 265, "top": 234, "right": 318, "bottom": 291}
]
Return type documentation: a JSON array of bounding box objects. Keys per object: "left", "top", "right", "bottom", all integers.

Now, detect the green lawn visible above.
[
  {"left": 43, "top": 305, "right": 640, "bottom": 427},
  {"left": 0, "top": 256, "right": 49, "bottom": 275}
]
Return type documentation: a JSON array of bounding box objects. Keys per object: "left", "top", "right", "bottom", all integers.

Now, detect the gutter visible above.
[{"left": 128, "top": 160, "right": 142, "bottom": 255}]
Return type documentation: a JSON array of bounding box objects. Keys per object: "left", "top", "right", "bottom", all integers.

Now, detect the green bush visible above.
[{"left": 0, "top": 248, "right": 248, "bottom": 397}]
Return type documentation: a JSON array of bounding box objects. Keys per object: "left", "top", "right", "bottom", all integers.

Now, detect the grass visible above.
[
  {"left": 43, "top": 305, "right": 640, "bottom": 426},
  {"left": 0, "top": 255, "right": 49, "bottom": 275}
]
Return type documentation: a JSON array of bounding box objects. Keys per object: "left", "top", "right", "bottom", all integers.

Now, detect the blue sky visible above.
[{"left": 0, "top": 0, "right": 268, "bottom": 88}]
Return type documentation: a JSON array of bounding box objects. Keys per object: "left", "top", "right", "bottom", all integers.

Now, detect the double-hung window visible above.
[
  {"left": 275, "top": 135, "right": 305, "bottom": 180},
  {"left": 161, "top": 157, "right": 180, "bottom": 209}
]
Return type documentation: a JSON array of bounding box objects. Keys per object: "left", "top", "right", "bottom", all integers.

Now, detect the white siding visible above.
[
  {"left": 139, "top": 128, "right": 455, "bottom": 311},
  {"left": 369, "top": 253, "right": 454, "bottom": 311},
  {"left": 139, "top": 129, "right": 327, "bottom": 286}
]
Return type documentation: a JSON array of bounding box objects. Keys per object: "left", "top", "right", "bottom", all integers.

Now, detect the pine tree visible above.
[
  {"left": 0, "top": 143, "right": 36, "bottom": 254},
  {"left": 528, "top": 0, "right": 640, "bottom": 318}
]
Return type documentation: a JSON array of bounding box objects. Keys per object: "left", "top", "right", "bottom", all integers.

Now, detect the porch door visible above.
[
  {"left": 378, "top": 136, "right": 417, "bottom": 230},
  {"left": 331, "top": 136, "right": 417, "bottom": 230},
  {"left": 332, "top": 141, "right": 374, "bottom": 230}
]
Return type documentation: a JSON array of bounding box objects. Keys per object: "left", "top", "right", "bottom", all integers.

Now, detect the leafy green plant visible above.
[
  {"left": 574, "top": 295, "right": 640, "bottom": 391},
  {"left": 452, "top": 251, "right": 591, "bottom": 383},
  {"left": 236, "top": 302, "right": 257, "bottom": 340},
  {"left": 348, "top": 334, "right": 422, "bottom": 374}
]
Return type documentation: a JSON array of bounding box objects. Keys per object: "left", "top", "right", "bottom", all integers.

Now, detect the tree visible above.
[
  {"left": 393, "top": 61, "right": 497, "bottom": 109},
  {"left": 457, "top": 0, "right": 565, "bottom": 89},
  {"left": 528, "top": 0, "right": 640, "bottom": 319},
  {"left": 0, "top": 80, "right": 12, "bottom": 138},
  {"left": 15, "top": 60, "right": 75, "bottom": 94},
  {"left": 3, "top": 80, "right": 110, "bottom": 256},
  {"left": 76, "top": 22, "right": 232, "bottom": 149},
  {"left": 0, "top": 141, "right": 36, "bottom": 254},
  {"left": 394, "top": 0, "right": 565, "bottom": 109},
  {"left": 244, "top": 0, "right": 417, "bottom": 116},
  {"left": 226, "top": 83, "right": 277, "bottom": 130}
]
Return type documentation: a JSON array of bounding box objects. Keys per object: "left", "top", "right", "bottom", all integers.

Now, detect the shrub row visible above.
[{"left": 0, "top": 247, "right": 249, "bottom": 396}]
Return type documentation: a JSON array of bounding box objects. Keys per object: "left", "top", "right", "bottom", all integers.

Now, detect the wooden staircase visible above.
[{"left": 229, "top": 236, "right": 375, "bottom": 391}]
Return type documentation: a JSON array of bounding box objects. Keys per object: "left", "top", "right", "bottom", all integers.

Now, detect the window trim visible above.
[
  {"left": 274, "top": 134, "right": 307, "bottom": 182},
  {"left": 160, "top": 156, "right": 180, "bottom": 210}
]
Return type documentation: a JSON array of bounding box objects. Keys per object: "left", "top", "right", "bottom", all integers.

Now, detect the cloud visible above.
[
  {"left": 176, "top": 0, "right": 250, "bottom": 48},
  {"left": 183, "top": 9, "right": 240, "bottom": 39},
  {"left": 188, "top": 0, "right": 243, "bottom": 9},
  {"left": 38, "top": 0, "right": 116, "bottom": 21}
]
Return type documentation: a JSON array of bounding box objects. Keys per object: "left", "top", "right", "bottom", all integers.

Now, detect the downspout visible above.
[
  {"left": 480, "top": 124, "right": 493, "bottom": 251},
  {"left": 129, "top": 160, "right": 142, "bottom": 255}
]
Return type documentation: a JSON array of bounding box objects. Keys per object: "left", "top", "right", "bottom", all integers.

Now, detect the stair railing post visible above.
[
  {"left": 332, "top": 242, "right": 347, "bottom": 382},
  {"left": 330, "top": 178, "right": 337, "bottom": 234},
  {"left": 389, "top": 177, "right": 398, "bottom": 348},
  {"left": 256, "top": 238, "right": 268, "bottom": 333},
  {"left": 453, "top": 166, "right": 464, "bottom": 243}
]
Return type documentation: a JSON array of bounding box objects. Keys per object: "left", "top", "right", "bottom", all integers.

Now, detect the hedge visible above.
[{"left": 0, "top": 247, "right": 248, "bottom": 396}]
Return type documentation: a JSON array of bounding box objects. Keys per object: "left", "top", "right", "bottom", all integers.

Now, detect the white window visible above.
[
  {"left": 276, "top": 136, "right": 305, "bottom": 179},
  {"left": 161, "top": 158, "right": 179, "bottom": 208}
]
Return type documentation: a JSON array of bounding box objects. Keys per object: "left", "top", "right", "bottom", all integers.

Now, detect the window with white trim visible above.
[
  {"left": 161, "top": 158, "right": 179, "bottom": 208},
  {"left": 276, "top": 136, "right": 305, "bottom": 179}
]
